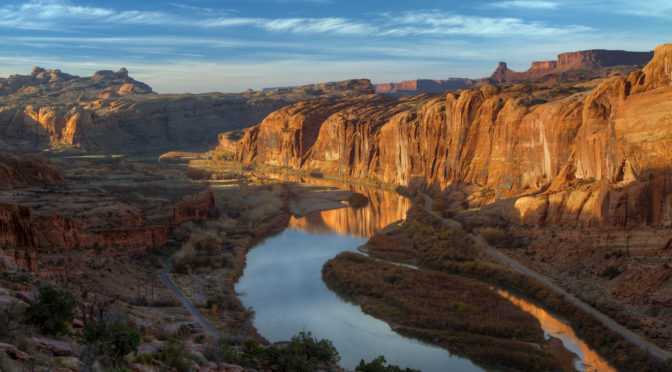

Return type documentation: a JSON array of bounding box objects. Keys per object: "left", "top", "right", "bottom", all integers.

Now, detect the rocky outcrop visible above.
[
  {"left": 0, "top": 202, "right": 38, "bottom": 272},
  {"left": 0, "top": 70, "right": 375, "bottom": 153},
  {"left": 488, "top": 49, "right": 654, "bottom": 84},
  {"left": 0, "top": 153, "right": 216, "bottom": 274},
  {"left": 375, "top": 78, "right": 477, "bottom": 97},
  {"left": 228, "top": 42, "right": 672, "bottom": 228},
  {"left": 0, "top": 152, "right": 66, "bottom": 190}
]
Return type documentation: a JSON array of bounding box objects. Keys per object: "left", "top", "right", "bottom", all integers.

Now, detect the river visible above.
[{"left": 235, "top": 181, "right": 615, "bottom": 371}]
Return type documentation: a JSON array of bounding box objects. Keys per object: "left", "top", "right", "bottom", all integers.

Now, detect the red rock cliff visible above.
[
  {"left": 489, "top": 49, "right": 654, "bottom": 84},
  {"left": 0, "top": 152, "right": 65, "bottom": 190},
  {"left": 229, "top": 42, "right": 672, "bottom": 228}
]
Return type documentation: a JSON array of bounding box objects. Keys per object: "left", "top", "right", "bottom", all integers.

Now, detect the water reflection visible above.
[
  {"left": 236, "top": 180, "right": 481, "bottom": 371},
  {"left": 237, "top": 173, "right": 613, "bottom": 372},
  {"left": 288, "top": 183, "right": 409, "bottom": 237},
  {"left": 497, "top": 289, "right": 617, "bottom": 372}
]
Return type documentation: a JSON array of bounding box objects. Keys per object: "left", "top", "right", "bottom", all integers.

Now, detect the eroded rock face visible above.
[
  {"left": 229, "top": 42, "right": 672, "bottom": 228},
  {"left": 0, "top": 70, "right": 374, "bottom": 152},
  {"left": 0, "top": 153, "right": 216, "bottom": 275},
  {"left": 488, "top": 49, "right": 654, "bottom": 84},
  {"left": 0, "top": 152, "right": 66, "bottom": 190}
]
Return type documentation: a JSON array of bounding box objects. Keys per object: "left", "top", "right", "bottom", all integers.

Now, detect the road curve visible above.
[
  {"left": 419, "top": 191, "right": 672, "bottom": 361},
  {"left": 160, "top": 261, "right": 222, "bottom": 337}
]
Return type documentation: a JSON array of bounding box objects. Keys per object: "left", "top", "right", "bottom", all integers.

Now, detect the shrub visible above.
[
  {"left": 261, "top": 331, "right": 341, "bottom": 372},
  {"left": 480, "top": 226, "right": 505, "bottom": 245},
  {"left": 600, "top": 265, "right": 621, "bottom": 280},
  {"left": 102, "top": 319, "right": 141, "bottom": 363},
  {"left": 193, "top": 233, "right": 222, "bottom": 252},
  {"left": 0, "top": 302, "right": 25, "bottom": 341},
  {"left": 356, "top": 355, "right": 420, "bottom": 372},
  {"left": 26, "top": 285, "right": 75, "bottom": 335},
  {"left": 158, "top": 339, "right": 191, "bottom": 372}
]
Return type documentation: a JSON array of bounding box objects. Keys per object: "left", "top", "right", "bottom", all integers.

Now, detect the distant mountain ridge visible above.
[
  {"left": 374, "top": 78, "right": 477, "bottom": 97},
  {"left": 0, "top": 68, "right": 374, "bottom": 153},
  {"left": 488, "top": 49, "right": 654, "bottom": 84},
  {"left": 375, "top": 48, "right": 654, "bottom": 96}
]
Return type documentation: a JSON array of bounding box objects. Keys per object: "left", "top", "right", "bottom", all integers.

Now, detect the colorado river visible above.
[{"left": 235, "top": 181, "right": 615, "bottom": 371}]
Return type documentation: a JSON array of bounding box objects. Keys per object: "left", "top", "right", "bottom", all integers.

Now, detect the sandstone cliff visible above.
[
  {"left": 0, "top": 68, "right": 374, "bottom": 153},
  {"left": 488, "top": 49, "right": 653, "bottom": 84},
  {"left": 0, "top": 152, "right": 65, "bottom": 190},
  {"left": 228, "top": 42, "right": 672, "bottom": 229}
]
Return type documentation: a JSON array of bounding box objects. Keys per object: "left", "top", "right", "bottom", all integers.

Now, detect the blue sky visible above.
[{"left": 0, "top": 0, "right": 670, "bottom": 93}]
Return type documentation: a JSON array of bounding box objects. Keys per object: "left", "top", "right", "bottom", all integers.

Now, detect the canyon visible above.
[
  {"left": 226, "top": 42, "right": 672, "bottom": 229},
  {"left": 223, "top": 41, "right": 672, "bottom": 351},
  {"left": 1, "top": 38, "right": 671, "bottom": 371},
  {"left": 0, "top": 152, "right": 214, "bottom": 277}
]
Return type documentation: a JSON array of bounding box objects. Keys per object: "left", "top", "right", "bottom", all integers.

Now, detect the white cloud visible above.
[
  {"left": 612, "top": 1, "right": 672, "bottom": 18},
  {"left": 0, "top": 0, "right": 592, "bottom": 39},
  {"left": 489, "top": 1, "right": 560, "bottom": 9},
  {"left": 381, "top": 11, "right": 591, "bottom": 37}
]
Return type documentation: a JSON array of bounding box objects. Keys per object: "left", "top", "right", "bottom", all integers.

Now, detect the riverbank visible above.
[
  {"left": 322, "top": 251, "right": 563, "bottom": 371},
  {"left": 359, "top": 200, "right": 671, "bottom": 371},
  {"left": 166, "top": 168, "right": 373, "bottom": 341}
]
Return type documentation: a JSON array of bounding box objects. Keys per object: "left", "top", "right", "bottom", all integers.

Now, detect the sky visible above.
[{"left": 0, "top": 0, "right": 670, "bottom": 93}]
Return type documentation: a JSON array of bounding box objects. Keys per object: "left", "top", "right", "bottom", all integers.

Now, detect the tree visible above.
[
  {"left": 356, "top": 355, "right": 420, "bottom": 372},
  {"left": 102, "top": 319, "right": 141, "bottom": 364},
  {"left": 26, "top": 285, "right": 75, "bottom": 335}
]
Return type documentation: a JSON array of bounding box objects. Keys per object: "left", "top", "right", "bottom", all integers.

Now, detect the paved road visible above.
[
  {"left": 419, "top": 191, "right": 672, "bottom": 361},
  {"left": 160, "top": 261, "right": 222, "bottom": 337}
]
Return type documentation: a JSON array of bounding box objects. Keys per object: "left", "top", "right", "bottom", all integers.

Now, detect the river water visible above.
[{"left": 235, "top": 181, "right": 615, "bottom": 371}]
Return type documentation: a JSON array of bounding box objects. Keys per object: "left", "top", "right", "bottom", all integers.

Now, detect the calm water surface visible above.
[{"left": 236, "top": 180, "right": 614, "bottom": 371}]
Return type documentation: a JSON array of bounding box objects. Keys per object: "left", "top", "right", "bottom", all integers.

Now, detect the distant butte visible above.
[
  {"left": 487, "top": 49, "right": 654, "bottom": 84},
  {"left": 375, "top": 48, "right": 654, "bottom": 96}
]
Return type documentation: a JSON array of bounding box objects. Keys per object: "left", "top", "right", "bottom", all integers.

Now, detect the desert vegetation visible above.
[
  {"left": 361, "top": 203, "right": 672, "bottom": 372},
  {"left": 323, "top": 252, "right": 561, "bottom": 371},
  {"left": 169, "top": 176, "right": 290, "bottom": 334}
]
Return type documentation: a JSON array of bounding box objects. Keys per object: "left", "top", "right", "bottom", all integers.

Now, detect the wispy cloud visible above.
[
  {"left": 489, "top": 1, "right": 560, "bottom": 9},
  {"left": 380, "top": 10, "right": 591, "bottom": 37},
  {"left": 0, "top": 0, "right": 592, "bottom": 38},
  {"left": 612, "top": 1, "right": 672, "bottom": 18}
]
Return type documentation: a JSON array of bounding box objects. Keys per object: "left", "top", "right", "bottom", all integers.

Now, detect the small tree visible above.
[
  {"left": 102, "top": 319, "right": 141, "bottom": 364},
  {"left": 356, "top": 355, "right": 420, "bottom": 372},
  {"left": 26, "top": 285, "right": 75, "bottom": 335}
]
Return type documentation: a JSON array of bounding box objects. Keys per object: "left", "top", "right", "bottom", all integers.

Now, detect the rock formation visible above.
[
  {"left": 0, "top": 152, "right": 65, "bottom": 190},
  {"left": 0, "top": 153, "right": 215, "bottom": 275},
  {"left": 488, "top": 49, "right": 654, "bottom": 84},
  {"left": 0, "top": 67, "right": 374, "bottom": 153},
  {"left": 226, "top": 42, "right": 672, "bottom": 229},
  {"left": 375, "top": 78, "right": 477, "bottom": 97}
]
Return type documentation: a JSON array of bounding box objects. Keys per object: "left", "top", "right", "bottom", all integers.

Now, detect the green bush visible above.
[
  {"left": 102, "top": 319, "right": 141, "bottom": 363},
  {"left": 262, "top": 331, "right": 340, "bottom": 372},
  {"left": 26, "top": 285, "right": 75, "bottom": 335},
  {"left": 158, "top": 339, "right": 191, "bottom": 372},
  {"left": 356, "top": 355, "right": 420, "bottom": 372},
  {"left": 0, "top": 302, "right": 24, "bottom": 341}
]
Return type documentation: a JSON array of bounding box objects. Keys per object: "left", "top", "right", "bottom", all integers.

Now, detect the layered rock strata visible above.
[
  {"left": 226, "top": 42, "right": 672, "bottom": 229},
  {"left": 489, "top": 49, "right": 654, "bottom": 84},
  {"left": 0, "top": 153, "right": 215, "bottom": 275}
]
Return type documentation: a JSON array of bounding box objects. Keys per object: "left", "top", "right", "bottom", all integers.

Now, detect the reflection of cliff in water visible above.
[
  {"left": 284, "top": 177, "right": 409, "bottom": 238},
  {"left": 497, "top": 289, "right": 617, "bottom": 372}
]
